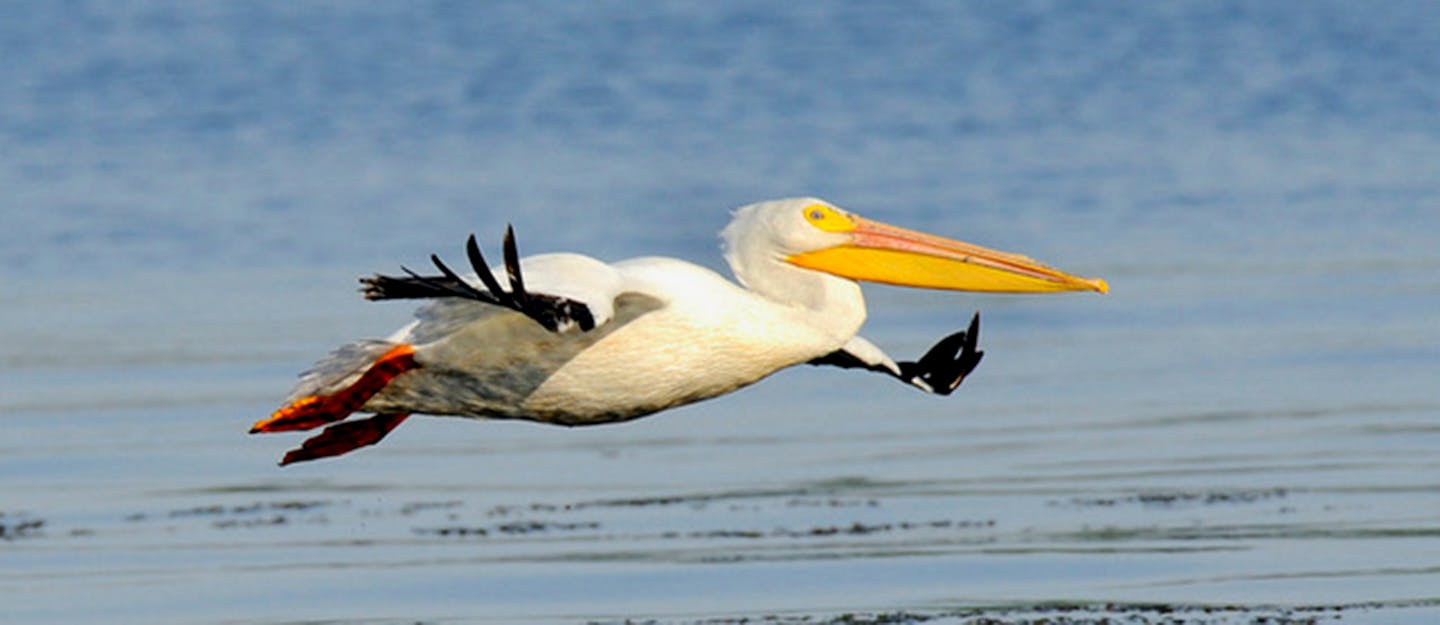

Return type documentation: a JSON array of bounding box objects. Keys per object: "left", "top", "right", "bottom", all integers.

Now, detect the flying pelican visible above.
[{"left": 250, "top": 198, "right": 1106, "bottom": 465}]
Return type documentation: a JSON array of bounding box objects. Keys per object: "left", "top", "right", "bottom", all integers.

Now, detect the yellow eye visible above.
[{"left": 803, "top": 204, "right": 855, "bottom": 232}]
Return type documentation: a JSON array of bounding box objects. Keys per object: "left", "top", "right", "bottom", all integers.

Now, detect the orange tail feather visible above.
[{"left": 251, "top": 344, "right": 419, "bottom": 434}]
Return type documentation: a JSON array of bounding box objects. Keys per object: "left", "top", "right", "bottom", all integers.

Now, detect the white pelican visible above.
[{"left": 251, "top": 198, "right": 1106, "bottom": 465}]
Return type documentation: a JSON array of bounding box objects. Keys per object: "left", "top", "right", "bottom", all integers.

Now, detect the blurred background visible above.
[{"left": 3, "top": 2, "right": 1438, "bottom": 624}]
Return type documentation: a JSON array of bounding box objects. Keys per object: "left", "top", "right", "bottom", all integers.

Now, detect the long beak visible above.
[{"left": 787, "top": 215, "right": 1108, "bottom": 294}]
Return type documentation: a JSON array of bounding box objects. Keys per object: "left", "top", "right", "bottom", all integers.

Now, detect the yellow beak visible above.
[{"left": 786, "top": 214, "right": 1108, "bottom": 294}]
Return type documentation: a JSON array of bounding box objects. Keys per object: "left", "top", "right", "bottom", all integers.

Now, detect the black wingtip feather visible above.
[
  {"left": 423, "top": 256, "right": 489, "bottom": 300},
  {"left": 501, "top": 225, "right": 529, "bottom": 307},
  {"left": 465, "top": 234, "right": 511, "bottom": 305}
]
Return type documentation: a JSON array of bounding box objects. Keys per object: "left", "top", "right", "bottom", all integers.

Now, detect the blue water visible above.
[{"left": 3, "top": 2, "right": 1439, "bottom": 624}]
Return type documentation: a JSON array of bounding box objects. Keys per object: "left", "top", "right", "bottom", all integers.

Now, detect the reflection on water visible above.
[{"left": 4, "top": 2, "right": 1440, "bottom": 624}]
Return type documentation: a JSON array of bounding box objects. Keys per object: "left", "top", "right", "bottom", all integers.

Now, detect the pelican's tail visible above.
[{"left": 249, "top": 343, "right": 419, "bottom": 434}]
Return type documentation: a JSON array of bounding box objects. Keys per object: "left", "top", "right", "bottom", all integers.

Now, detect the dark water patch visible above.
[
  {"left": 93, "top": 491, "right": 870, "bottom": 541},
  {"left": 785, "top": 497, "right": 882, "bottom": 509},
  {"left": 414, "top": 517, "right": 994, "bottom": 543},
  {"left": 117, "top": 499, "right": 339, "bottom": 532},
  {"left": 91, "top": 491, "right": 939, "bottom": 543},
  {"left": 155, "top": 479, "right": 399, "bottom": 496},
  {"left": 1059, "top": 523, "right": 1440, "bottom": 544},
  {"left": 577, "top": 492, "right": 763, "bottom": 510},
  {"left": 165, "top": 499, "right": 331, "bottom": 518},
  {"left": 482, "top": 493, "right": 886, "bottom": 517},
  {"left": 438, "top": 481, "right": 906, "bottom": 520},
  {"left": 398, "top": 500, "right": 463, "bottom": 516},
  {"left": 684, "top": 519, "right": 996, "bottom": 541},
  {"left": 212, "top": 515, "right": 291, "bottom": 530},
  {"left": 416, "top": 520, "right": 603, "bottom": 538},
  {"left": 564, "top": 477, "right": 923, "bottom": 511},
  {"left": 601, "top": 602, "right": 1372, "bottom": 625},
  {"left": 0, "top": 512, "right": 46, "bottom": 540},
  {"left": 1056, "top": 489, "right": 1289, "bottom": 509}
]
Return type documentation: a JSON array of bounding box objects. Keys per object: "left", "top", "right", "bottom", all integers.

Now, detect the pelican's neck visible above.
[{"left": 721, "top": 230, "right": 867, "bottom": 343}]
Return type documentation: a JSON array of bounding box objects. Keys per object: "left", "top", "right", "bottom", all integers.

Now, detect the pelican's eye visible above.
[{"left": 803, "top": 203, "right": 855, "bottom": 233}]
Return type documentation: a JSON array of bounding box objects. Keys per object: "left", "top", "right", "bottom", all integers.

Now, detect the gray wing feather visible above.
[
  {"left": 365, "top": 293, "right": 665, "bottom": 418},
  {"left": 286, "top": 339, "right": 399, "bottom": 402}
]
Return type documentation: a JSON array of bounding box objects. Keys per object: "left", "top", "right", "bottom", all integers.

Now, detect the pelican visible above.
[{"left": 250, "top": 198, "right": 1106, "bottom": 465}]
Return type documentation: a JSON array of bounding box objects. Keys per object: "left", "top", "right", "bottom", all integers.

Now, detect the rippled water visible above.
[{"left": 4, "top": 2, "right": 1440, "bottom": 624}]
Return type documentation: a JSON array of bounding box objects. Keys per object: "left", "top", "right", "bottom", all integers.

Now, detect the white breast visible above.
[{"left": 521, "top": 258, "right": 846, "bottom": 423}]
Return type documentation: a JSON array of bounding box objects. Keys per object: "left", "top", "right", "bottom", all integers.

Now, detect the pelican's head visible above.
[{"left": 723, "top": 197, "right": 1108, "bottom": 295}]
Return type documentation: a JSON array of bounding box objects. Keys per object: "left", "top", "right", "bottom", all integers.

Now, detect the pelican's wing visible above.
[
  {"left": 287, "top": 248, "right": 637, "bottom": 404},
  {"left": 809, "top": 312, "right": 984, "bottom": 395},
  {"left": 360, "top": 228, "right": 604, "bottom": 333}
]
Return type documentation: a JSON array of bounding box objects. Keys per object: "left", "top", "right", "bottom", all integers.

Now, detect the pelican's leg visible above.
[
  {"left": 278, "top": 413, "right": 410, "bottom": 466},
  {"left": 249, "top": 344, "right": 419, "bottom": 434}
]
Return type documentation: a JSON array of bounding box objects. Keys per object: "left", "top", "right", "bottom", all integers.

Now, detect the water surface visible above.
[{"left": 3, "top": 2, "right": 1439, "bottom": 623}]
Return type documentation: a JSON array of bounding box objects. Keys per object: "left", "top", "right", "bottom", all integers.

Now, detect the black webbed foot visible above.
[
  {"left": 898, "top": 312, "right": 984, "bottom": 395},
  {"left": 358, "top": 227, "right": 595, "bottom": 333}
]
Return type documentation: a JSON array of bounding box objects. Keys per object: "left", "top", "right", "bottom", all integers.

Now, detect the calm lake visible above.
[{"left": 3, "top": 2, "right": 1439, "bottom": 624}]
